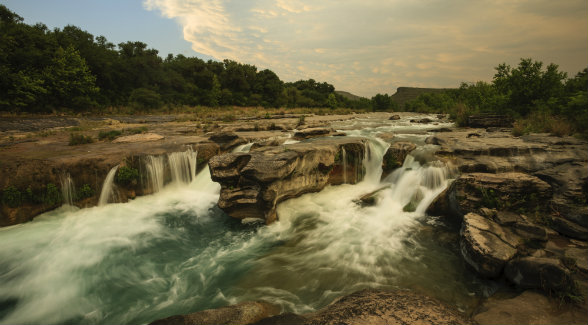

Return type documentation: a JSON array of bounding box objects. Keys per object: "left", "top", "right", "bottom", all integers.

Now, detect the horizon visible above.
[{"left": 2, "top": 0, "right": 587, "bottom": 97}]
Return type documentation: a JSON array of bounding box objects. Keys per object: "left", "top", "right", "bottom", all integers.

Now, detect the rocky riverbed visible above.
[{"left": 1, "top": 112, "right": 586, "bottom": 324}]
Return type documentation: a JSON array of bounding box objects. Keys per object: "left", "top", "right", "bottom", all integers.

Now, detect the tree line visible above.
[
  {"left": 403, "top": 59, "right": 587, "bottom": 137},
  {"left": 0, "top": 5, "right": 373, "bottom": 113}
]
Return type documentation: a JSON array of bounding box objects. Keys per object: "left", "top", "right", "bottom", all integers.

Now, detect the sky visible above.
[{"left": 2, "top": 0, "right": 587, "bottom": 97}]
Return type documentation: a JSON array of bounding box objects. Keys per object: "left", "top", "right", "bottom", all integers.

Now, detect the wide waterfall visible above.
[{"left": 0, "top": 118, "right": 490, "bottom": 325}]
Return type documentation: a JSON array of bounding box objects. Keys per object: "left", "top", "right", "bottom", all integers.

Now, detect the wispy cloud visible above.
[{"left": 144, "top": 0, "right": 587, "bottom": 97}]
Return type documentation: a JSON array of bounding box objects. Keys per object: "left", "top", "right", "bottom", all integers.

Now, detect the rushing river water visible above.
[{"left": 0, "top": 115, "right": 497, "bottom": 324}]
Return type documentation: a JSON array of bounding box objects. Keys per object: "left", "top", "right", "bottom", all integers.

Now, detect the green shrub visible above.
[
  {"left": 44, "top": 183, "right": 61, "bottom": 206},
  {"left": 98, "top": 130, "right": 122, "bottom": 141},
  {"left": 116, "top": 166, "right": 139, "bottom": 186},
  {"left": 2, "top": 186, "right": 22, "bottom": 208},
  {"left": 125, "top": 127, "right": 148, "bottom": 135},
  {"left": 69, "top": 133, "right": 93, "bottom": 145},
  {"left": 78, "top": 184, "right": 94, "bottom": 200},
  {"left": 403, "top": 201, "right": 417, "bottom": 212}
]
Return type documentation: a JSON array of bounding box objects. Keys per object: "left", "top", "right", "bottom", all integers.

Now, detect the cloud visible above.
[{"left": 144, "top": 0, "right": 587, "bottom": 97}]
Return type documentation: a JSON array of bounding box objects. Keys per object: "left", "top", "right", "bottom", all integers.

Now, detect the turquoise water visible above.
[{"left": 0, "top": 118, "right": 494, "bottom": 324}]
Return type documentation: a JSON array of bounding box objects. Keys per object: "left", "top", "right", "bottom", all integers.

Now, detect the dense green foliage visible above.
[
  {"left": 116, "top": 166, "right": 139, "bottom": 186},
  {"left": 404, "top": 59, "right": 587, "bottom": 137},
  {"left": 0, "top": 5, "right": 370, "bottom": 112}
]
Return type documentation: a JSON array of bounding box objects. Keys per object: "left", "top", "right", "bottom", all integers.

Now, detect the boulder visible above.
[
  {"left": 208, "top": 132, "right": 247, "bottom": 152},
  {"left": 250, "top": 139, "right": 285, "bottom": 151},
  {"left": 451, "top": 172, "right": 552, "bottom": 217},
  {"left": 389, "top": 114, "right": 401, "bottom": 120},
  {"left": 460, "top": 213, "right": 520, "bottom": 278},
  {"left": 504, "top": 257, "right": 576, "bottom": 293},
  {"left": 149, "top": 301, "right": 279, "bottom": 325},
  {"left": 301, "top": 289, "right": 473, "bottom": 325},
  {"left": 381, "top": 142, "right": 417, "bottom": 176},
  {"left": 209, "top": 137, "right": 367, "bottom": 223}
]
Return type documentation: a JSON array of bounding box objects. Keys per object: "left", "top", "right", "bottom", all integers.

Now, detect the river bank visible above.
[{"left": 0, "top": 112, "right": 586, "bottom": 324}]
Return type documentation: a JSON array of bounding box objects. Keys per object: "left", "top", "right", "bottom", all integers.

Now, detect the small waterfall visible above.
[
  {"left": 233, "top": 143, "right": 253, "bottom": 153},
  {"left": 98, "top": 165, "right": 120, "bottom": 206},
  {"left": 168, "top": 148, "right": 198, "bottom": 185},
  {"left": 362, "top": 138, "right": 389, "bottom": 185},
  {"left": 342, "top": 147, "right": 348, "bottom": 184},
  {"left": 146, "top": 156, "right": 165, "bottom": 193},
  {"left": 60, "top": 173, "right": 75, "bottom": 206}
]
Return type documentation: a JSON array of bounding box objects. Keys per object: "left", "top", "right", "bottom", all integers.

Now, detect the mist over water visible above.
[{"left": 0, "top": 116, "right": 491, "bottom": 324}]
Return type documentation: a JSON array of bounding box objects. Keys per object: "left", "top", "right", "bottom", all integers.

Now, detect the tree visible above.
[
  {"left": 327, "top": 93, "right": 338, "bottom": 109},
  {"left": 493, "top": 58, "right": 567, "bottom": 116},
  {"left": 43, "top": 45, "right": 98, "bottom": 110},
  {"left": 371, "top": 93, "right": 393, "bottom": 111}
]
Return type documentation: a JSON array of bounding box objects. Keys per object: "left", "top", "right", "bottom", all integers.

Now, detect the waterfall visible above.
[
  {"left": 98, "top": 165, "right": 120, "bottom": 206},
  {"left": 146, "top": 155, "right": 165, "bottom": 193},
  {"left": 60, "top": 173, "right": 75, "bottom": 206},
  {"left": 168, "top": 148, "right": 198, "bottom": 185},
  {"left": 362, "top": 138, "right": 388, "bottom": 185},
  {"left": 342, "top": 147, "right": 347, "bottom": 184}
]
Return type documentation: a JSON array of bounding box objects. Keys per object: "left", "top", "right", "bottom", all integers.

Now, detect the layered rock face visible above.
[
  {"left": 427, "top": 129, "right": 588, "bottom": 297},
  {"left": 209, "top": 137, "right": 367, "bottom": 223},
  {"left": 0, "top": 142, "right": 219, "bottom": 227}
]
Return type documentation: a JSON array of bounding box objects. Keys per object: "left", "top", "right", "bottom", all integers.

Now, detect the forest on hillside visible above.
[{"left": 0, "top": 5, "right": 371, "bottom": 113}]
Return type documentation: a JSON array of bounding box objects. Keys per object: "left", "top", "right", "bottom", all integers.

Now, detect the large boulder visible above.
[
  {"left": 293, "top": 127, "right": 336, "bottom": 140},
  {"left": 149, "top": 301, "right": 279, "bottom": 325},
  {"left": 209, "top": 137, "right": 367, "bottom": 223},
  {"left": 460, "top": 213, "right": 520, "bottom": 278},
  {"left": 381, "top": 142, "right": 416, "bottom": 177},
  {"left": 452, "top": 172, "right": 552, "bottom": 217},
  {"left": 504, "top": 256, "right": 576, "bottom": 293}
]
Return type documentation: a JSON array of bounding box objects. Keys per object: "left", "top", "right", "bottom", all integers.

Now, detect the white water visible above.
[
  {"left": 146, "top": 155, "right": 166, "bottom": 193},
  {"left": 60, "top": 173, "right": 75, "bottom": 207},
  {"left": 98, "top": 165, "right": 119, "bottom": 206},
  {"left": 0, "top": 116, "right": 491, "bottom": 325},
  {"left": 168, "top": 148, "right": 198, "bottom": 185}
]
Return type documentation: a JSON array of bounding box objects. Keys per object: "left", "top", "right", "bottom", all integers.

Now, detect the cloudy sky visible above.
[{"left": 3, "top": 0, "right": 587, "bottom": 97}]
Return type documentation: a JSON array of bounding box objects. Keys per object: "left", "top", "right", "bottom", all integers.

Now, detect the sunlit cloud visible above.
[{"left": 144, "top": 0, "right": 587, "bottom": 97}]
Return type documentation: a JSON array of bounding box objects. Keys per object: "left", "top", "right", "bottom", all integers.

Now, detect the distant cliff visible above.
[{"left": 390, "top": 87, "right": 451, "bottom": 108}]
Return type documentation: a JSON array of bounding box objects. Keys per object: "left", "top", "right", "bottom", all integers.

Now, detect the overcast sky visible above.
[{"left": 3, "top": 0, "right": 587, "bottom": 97}]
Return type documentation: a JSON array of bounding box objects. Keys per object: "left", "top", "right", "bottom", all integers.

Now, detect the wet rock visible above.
[
  {"left": 473, "top": 290, "right": 587, "bottom": 325},
  {"left": 293, "top": 128, "right": 335, "bottom": 140},
  {"left": 389, "top": 114, "right": 401, "bottom": 120},
  {"left": 209, "top": 137, "right": 366, "bottom": 223},
  {"left": 410, "top": 118, "right": 433, "bottom": 124},
  {"left": 504, "top": 256, "right": 576, "bottom": 293},
  {"left": 460, "top": 213, "right": 520, "bottom": 278},
  {"left": 430, "top": 127, "right": 453, "bottom": 133},
  {"left": 149, "top": 301, "right": 279, "bottom": 325},
  {"left": 381, "top": 141, "right": 417, "bottom": 176},
  {"left": 303, "top": 289, "right": 473, "bottom": 325},
  {"left": 511, "top": 221, "right": 548, "bottom": 242},
  {"left": 551, "top": 217, "right": 588, "bottom": 240},
  {"left": 208, "top": 132, "right": 247, "bottom": 152},
  {"left": 356, "top": 186, "right": 390, "bottom": 207}
]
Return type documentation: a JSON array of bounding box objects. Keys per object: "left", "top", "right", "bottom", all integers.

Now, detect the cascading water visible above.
[
  {"left": 145, "top": 155, "right": 166, "bottom": 193},
  {"left": 168, "top": 148, "right": 198, "bottom": 185},
  {"left": 0, "top": 116, "right": 491, "bottom": 325},
  {"left": 342, "top": 147, "right": 347, "bottom": 184},
  {"left": 98, "top": 165, "right": 120, "bottom": 206},
  {"left": 60, "top": 173, "right": 75, "bottom": 207}
]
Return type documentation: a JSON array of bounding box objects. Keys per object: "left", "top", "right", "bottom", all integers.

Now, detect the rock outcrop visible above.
[
  {"left": 255, "top": 289, "right": 473, "bottom": 325},
  {"left": 460, "top": 213, "right": 520, "bottom": 277},
  {"left": 467, "top": 114, "right": 513, "bottom": 128},
  {"left": 149, "top": 301, "right": 279, "bottom": 325},
  {"left": 381, "top": 141, "right": 416, "bottom": 177},
  {"left": 293, "top": 127, "right": 337, "bottom": 140},
  {"left": 504, "top": 257, "right": 576, "bottom": 293},
  {"left": 209, "top": 137, "right": 367, "bottom": 223}
]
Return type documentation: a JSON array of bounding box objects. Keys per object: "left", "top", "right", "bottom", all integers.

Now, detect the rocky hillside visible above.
[{"left": 390, "top": 87, "right": 450, "bottom": 108}]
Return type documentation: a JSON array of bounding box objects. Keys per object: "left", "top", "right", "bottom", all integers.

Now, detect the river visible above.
[{"left": 0, "top": 115, "right": 497, "bottom": 324}]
